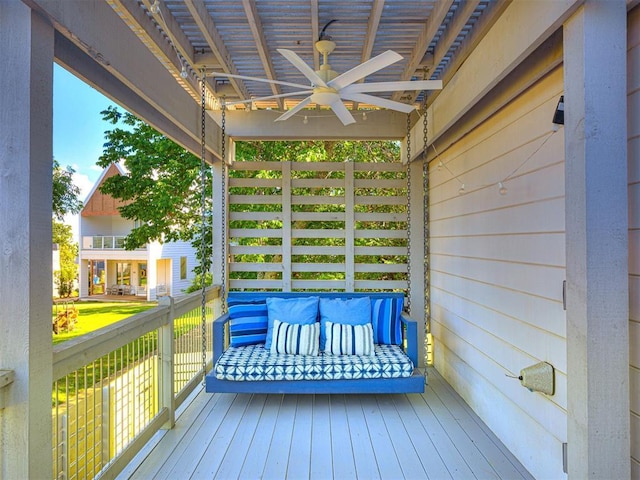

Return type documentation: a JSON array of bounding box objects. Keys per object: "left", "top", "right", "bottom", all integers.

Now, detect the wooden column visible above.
[
  {"left": 408, "top": 158, "right": 426, "bottom": 368},
  {"left": 212, "top": 159, "right": 227, "bottom": 295},
  {"left": 0, "top": 3, "right": 54, "bottom": 478},
  {"left": 564, "top": 2, "right": 629, "bottom": 478}
]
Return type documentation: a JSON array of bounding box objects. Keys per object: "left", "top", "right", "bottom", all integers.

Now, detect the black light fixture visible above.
[{"left": 552, "top": 95, "right": 564, "bottom": 125}]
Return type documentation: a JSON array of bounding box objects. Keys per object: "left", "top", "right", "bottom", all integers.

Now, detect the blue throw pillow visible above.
[
  {"left": 319, "top": 297, "right": 371, "bottom": 351},
  {"left": 324, "top": 321, "right": 374, "bottom": 356},
  {"left": 270, "top": 319, "right": 320, "bottom": 356},
  {"left": 228, "top": 300, "right": 268, "bottom": 347},
  {"left": 265, "top": 296, "right": 320, "bottom": 349},
  {"left": 371, "top": 297, "right": 403, "bottom": 345}
]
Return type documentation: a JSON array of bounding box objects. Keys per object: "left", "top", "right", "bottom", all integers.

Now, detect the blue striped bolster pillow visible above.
[
  {"left": 325, "top": 321, "right": 375, "bottom": 356},
  {"left": 228, "top": 301, "right": 268, "bottom": 347},
  {"left": 270, "top": 319, "right": 320, "bottom": 356},
  {"left": 371, "top": 297, "right": 403, "bottom": 345}
]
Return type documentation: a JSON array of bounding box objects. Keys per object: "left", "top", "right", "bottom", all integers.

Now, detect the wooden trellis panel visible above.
[{"left": 228, "top": 160, "right": 408, "bottom": 292}]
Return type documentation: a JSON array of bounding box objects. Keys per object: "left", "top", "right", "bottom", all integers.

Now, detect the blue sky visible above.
[
  {"left": 54, "top": 64, "right": 120, "bottom": 237},
  {"left": 53, "top": 64, "right": 118, "bottom": 201}
]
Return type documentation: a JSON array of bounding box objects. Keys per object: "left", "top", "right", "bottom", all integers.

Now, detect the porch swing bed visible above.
[
  {"left": 205, "top": 292, "right": 425, "bottom": 394},
  {"left": 199, "top": 92, "right": 428, "bottom": 395}
]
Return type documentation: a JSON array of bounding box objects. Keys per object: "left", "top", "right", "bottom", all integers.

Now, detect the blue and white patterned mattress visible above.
[{"left": 214, "top": 344, "right": 414, "bottom": 381}]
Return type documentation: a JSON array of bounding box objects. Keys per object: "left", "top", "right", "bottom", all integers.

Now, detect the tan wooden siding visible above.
[
  {"left": 429, "top": 67, "right": 566, "bottom": 480},
  {"left": 81, "top": 164, "right": 128, "bottom": 216},
  {"left": 228, "top": 159, "right": 408, "bottom": 292},
  {"left": 629, "top": 6, "right": 640, "bottom": 478}
]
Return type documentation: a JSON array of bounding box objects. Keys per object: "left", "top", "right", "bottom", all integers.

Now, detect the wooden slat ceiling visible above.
[{"left": 116, "top": 0, "right": 508, "bottom": 112}]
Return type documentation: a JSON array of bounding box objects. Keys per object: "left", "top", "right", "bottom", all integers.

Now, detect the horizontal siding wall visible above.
[
  {"left": 430, "top": 67, "right": 567, "bottom": 479},
  {"left": 228, "top": 159, "right": 408, "bottom": 293},
  {"left": 629, "top": 6, "right": 640, "bottom": 478}
]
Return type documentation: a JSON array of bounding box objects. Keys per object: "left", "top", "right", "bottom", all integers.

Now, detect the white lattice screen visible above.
[{"left": 228, "top": 160, "right": 408, "bottom": 292}]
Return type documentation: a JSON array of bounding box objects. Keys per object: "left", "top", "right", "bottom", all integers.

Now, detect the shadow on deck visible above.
[{"left": 119, "top": 368, "right": 534, "bottom": 480}]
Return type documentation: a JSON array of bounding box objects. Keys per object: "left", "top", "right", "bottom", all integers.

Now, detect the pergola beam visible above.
[
  {"left": 390, "top": 0, "right": 454, "bottom": 102},
  {"left": 223, "top": 110, "right": 409, "bottom": 141},
  {"left": 107, "top": 0, "right": 201, "bottom": 103},
  {"left": 29, "top": 0, "right": 223, "bottom": 161},
  {"left": 241, "top": 0, "right": 283, "bottom": 109},
  {"left": 185, "top": 0, "right": 251, "bottom": 101}
]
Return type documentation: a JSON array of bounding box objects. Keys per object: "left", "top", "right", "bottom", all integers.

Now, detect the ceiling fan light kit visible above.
[{"left": 211, "top": 36, "right": 442, "bottom": 125}]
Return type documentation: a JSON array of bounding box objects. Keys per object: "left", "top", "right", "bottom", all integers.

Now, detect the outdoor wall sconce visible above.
[{"left": 552, "top": 95, "right": 564, "bottom": 125}]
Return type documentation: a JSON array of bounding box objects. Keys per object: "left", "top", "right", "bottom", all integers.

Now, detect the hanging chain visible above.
[
  {"left": 220, "top": 100, "right": 227, "bottom": 315},
  {"left": 422, "top": 96, "right": 431, "bottom": 365},
  {"left": 200, "top": 69, "right": 208, "bottom": 382},
  {"left": 405, "top": 113, "right": 412, "bottom": 315}
]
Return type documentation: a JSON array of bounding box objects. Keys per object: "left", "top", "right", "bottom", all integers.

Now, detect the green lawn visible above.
[{"left": 52, "top": 301, "right": 157, "bottom": 345}]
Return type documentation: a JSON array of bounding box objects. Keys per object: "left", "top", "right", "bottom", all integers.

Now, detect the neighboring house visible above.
[{"left": 78, "top": 163, "right": 197, "bottom": 301}]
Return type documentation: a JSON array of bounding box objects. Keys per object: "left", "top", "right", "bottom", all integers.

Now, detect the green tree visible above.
[
  {"left": 97, "top": 106, "right": 212, "bottom": 273},
  {"left": 52, "top": 159, "right": 82, "bottom": 297},
  {"left": 53, "top": 159, "right": 82, "bottom": 221},
  {"left": 53, "top": 222, "right": 79, "bottom": 297}
]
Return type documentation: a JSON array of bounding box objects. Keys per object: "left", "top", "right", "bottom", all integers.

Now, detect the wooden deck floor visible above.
[{"left": 120, "top": 368, "right": 533, "bottom": 480}]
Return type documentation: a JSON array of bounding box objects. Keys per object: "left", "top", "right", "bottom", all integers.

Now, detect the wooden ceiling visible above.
[{"left": 109, "top": 0, "right": 510, "bottom": 113}]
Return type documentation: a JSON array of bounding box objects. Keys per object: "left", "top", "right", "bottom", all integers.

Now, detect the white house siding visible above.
[
  {"left": 80, "top": 215, "right": 133, "bottom": 237},
  {"left": 629, "top": 5, "right": 640, "bottom": 478},
  {"left": 430, "top": 67, "right": 567, "bottom": 479},
  {"left": 160, "top": 240, "right": 197, "bottom": 297}
]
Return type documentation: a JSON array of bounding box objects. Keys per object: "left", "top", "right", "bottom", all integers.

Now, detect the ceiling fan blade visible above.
[
  {"left": 340, "top": 93, "right": 415, "bottom": 114},
  {"left": 277, "top": 49, "right": 328, "bottom": 88},
  {"left": 329, "top": 50, "right": 403, "bottom": 90},
  {"left": 330, "top": 101, "right": 356, "bottom": 126},
  {"left": 341, "top": 80, "right": 443, "bottom": 94},
  {"left": 209, "top": 71, "right": 311, "bottom": 90},
  {"left": 275, "top": 97, "right": 313, "bottom": 122},
  {"left": 225, "top": 90, "right": 313, "bottom": 106}
]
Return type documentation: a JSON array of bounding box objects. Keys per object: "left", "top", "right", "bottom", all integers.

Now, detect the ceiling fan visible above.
[{"left": 210, "top": 33, "right": 442, "bottom": 125}]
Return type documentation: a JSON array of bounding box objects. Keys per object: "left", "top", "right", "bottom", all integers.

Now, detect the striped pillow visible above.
[
  {"left": 228, "top": 301, "right": 268, "bottom": 347},
  {"left": 324, "top": 321, "right": 375, "bottom": 356},
  {"left": 371, "top": 297, "right": 403, "bottom": 345},
  {"left": 270, "top": 319, "right": 320, "bottom": 356}
]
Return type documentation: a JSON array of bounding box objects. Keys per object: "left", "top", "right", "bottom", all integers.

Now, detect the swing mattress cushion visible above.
[{"left": 213, "top": 343, "right": 414, "bottom": 382}]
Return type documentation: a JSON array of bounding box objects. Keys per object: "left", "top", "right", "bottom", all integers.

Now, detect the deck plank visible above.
[
  {"left": 237, "top": 394, "right": 283, "bottom": 479},
  {"left": 428, "top": 372, "right": 534, "bottom": 480},
  {"left": 213, "top": 394, "right": 268, "bottom": 479},
  {"left": 189, "top": 394, "right": 252, "bottom": 478},
  {"left": 376, "top": 394, "right": 430, "bottom": 479},
  {"left": 391, "top": 394, "right": 454, "bottom": 480},
  {"left": 360, "top": 395, "right": 404, "bottom": 478},
  {"left": 286, "top": 394, "right": 313, "bottom": 478},
  {"left": 261, "top": 395, "right": 297, "bottom": 479},
  {"left": 328, "top": 395, "right": 357, "bottom": 479},
  {"left": 418, "top": 381, "right": 502, "bottom": 479},
  {"left": 310, "top": 394, "right": 333, "bottom": 479},
  {"left": 120, "top": 368, "right": 534, "bottom": 480},
  {"left": 344, "top": 395, "right": 382, "bottom": 480},
  {"left": 407, "top": 388, "right": 476, "bottom": 479}
]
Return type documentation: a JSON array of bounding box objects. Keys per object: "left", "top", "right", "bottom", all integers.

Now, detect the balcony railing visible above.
[
  {"left": 51, "top": 287, "right": 220, "bottom": 480},
  {"left": 82, "top": 236, "right": 146, "bottom": 250}
]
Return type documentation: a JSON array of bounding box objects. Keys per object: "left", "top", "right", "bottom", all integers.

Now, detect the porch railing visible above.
[
  {"left": 51, "top": 286, "right": 220, "bottom": 480},
  {"left": 82, "top": 236, "right": 147, "bottom": 250}
]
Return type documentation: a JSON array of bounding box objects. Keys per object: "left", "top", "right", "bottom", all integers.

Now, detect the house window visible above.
[{"left": 180, "top": 256, "right": 187, "bottom": 280}]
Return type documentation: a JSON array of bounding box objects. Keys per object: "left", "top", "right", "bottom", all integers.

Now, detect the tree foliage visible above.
[
  {"left": 97, "top": 107, "right": 212, "bottom": 269},
  {"left": 53, "top": 159, "right": 82, "bottom": 220},
  {"left": 53, "top": 221, "right": 78, "bottom": 297},
  {"left": 97, "top": 110, "right": 404, "bottom": 287}
]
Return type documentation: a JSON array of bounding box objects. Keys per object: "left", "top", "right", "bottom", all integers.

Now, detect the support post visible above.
[
  {"left": 158, "top": 296, "right": 175, "bottom": 429},
  {"left": 212, "top": 160, "right": 227, "bottom": 293},
  {"left": 409, "top": 159, "right": 426, "bottom": 367},
  {"left": 0, "top": 3, "right": 54, "bottom": 479},
  {"left": 564, "top": 2, "right": 629, "bottom": 478}
]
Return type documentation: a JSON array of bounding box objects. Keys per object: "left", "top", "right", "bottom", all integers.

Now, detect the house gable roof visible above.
[{"left": 81, "top": 163, "right": 128, "bottom": 217}]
